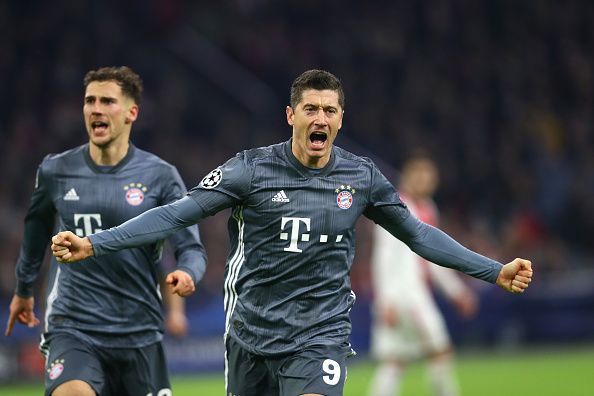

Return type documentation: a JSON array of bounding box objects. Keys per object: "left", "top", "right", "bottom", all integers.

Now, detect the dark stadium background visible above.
[{"left": 1, "top": 0, "right": 593, "bottom": 385}]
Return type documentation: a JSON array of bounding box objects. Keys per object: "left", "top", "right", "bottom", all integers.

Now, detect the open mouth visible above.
[
  {"left": 91, "top": 121, "right": 109, "bottom": 133},
  {"left": 309, "top": 131, "right": 328, "bottom": 149}
]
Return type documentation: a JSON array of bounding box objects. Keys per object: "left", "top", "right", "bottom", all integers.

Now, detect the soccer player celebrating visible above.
[
  {"left": 6, "top": 66, "right": 207, "bottom": 396},
  {"left": 51, "top": 69, "right": 532, "bottom": 396}
]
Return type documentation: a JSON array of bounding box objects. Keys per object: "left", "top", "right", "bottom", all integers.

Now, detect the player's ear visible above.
[
  {"left": 126, "top": 103, "right": 139, "bottom": 124},
  {"left": 286, "top": 106, "right": 294, "bottom": 126}
]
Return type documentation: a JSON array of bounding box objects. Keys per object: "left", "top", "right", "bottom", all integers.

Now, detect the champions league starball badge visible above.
[
  {"left": 200, "top": 168, "right": 223, "bottom": 189},
  {"left": 335, "top": 185, "right": 356, "bottom": 209}
]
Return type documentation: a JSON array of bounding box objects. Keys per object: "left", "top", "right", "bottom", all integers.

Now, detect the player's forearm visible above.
[
  {"left": 15, "top": 217, "right": 54, "bottom": 297},
  {"left": 16, "top": 253, "right": 45, "bottom": 298},
  {"left": 393, "top": 215, "right": 502, "bottom": 283},
  {"left": 168, "top": 223, "right": 208, "bottom": 285},
  {"left": 176, "top": 249, "right": 207, "bottom": 285},
  {"left": 15, "top": 255, "right": 44, "bottom": 298},
  {"left": 89, "top": 197, "right": 205, "bottom": 256}
]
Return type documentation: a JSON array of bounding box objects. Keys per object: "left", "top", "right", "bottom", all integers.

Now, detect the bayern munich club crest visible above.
[
  {"left": 123, "top": 183, "right": 148, "bottom": 206},
  {"left": 335, "top": 185, "right": 356, "bottom": 209},
  {"left": 47, "top": 358, "right": 65, "bottom": 380},
  {"left": 200, "top": 168, "right": 223, "bottom": 189}
]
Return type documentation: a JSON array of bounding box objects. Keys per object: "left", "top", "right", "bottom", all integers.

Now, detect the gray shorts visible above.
[
  {"left": 225, "top": 335, "right": 355, "bottom": 396},
  {"left": 42, "top": 332, "right": 171, "bottom": 396}
]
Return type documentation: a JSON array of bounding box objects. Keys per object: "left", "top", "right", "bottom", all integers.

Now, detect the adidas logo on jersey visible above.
[
  {"left": 63, "top": 188, "right": 80, "bottom": 201},
  {"left": 271, "top": 190, "right": 290, "bottom": 203}
]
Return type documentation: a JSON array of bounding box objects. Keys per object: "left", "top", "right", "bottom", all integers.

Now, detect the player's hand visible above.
[
  {"left": 51, "top": 231, "right": 94, "bottom": 263},
  {"left": 496, "top": 258, "right": 533, "bottom": 293},
  {"left": 165, "top": 270, "right": 196, "bottom": 297},
  {"left": 5, "top": 295, "right": 40, "bottom": 336}
]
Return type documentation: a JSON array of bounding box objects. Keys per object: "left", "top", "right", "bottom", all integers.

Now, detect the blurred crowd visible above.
[{"left": 1, "top": 0, "right": 593, "bottom": 303}]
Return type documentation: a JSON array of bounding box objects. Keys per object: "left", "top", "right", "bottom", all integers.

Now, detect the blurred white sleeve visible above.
[
  {"left": 371, "top": 224, "right": 420, "bottom": 304},
  {"left": 427, "top": 262, "right": 469, "bottom": 299}
]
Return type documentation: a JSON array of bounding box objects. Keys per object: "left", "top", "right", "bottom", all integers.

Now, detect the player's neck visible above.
[
  {"left": 89, "top": 141, "right": 130, "bottom": 166},
  {"left": 291, "top": 146, "right": 331, "bottom": 169}
]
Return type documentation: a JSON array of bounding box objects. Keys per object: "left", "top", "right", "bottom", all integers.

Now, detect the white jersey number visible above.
[{"left": 322, "top": 358, "right": 341, "bottom": 386}]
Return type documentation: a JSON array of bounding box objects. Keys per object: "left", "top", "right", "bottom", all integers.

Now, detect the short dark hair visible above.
[
  {"left": 83, "top": 66, "right": 143, "bottom": 104},
  {"left": 290, "top": 69, "right": 344, "bottom": 109}
]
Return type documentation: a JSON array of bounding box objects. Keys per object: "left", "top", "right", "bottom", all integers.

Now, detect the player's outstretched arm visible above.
[
  {"left": 165, "top": 269, "right": 196, "bottom": 297},
  {"left": 51, "top": 231, "right": 94, "bottom": 263},
  {"left": 496, "top": 258, "right": 533, "bottom": 293},
  {"left": 5, "top": 295, "right": 40, "bottom": 336}
]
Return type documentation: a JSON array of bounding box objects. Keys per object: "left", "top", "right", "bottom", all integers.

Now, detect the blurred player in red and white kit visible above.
[{"left": 368, "top": 151, "right": 478, "bottom": 396}]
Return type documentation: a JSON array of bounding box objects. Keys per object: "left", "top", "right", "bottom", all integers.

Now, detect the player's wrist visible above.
[
  {"left": 15, "top": 281, "right": 34, "bottom": 299},
  {"left": 84, "top": 237, "right": 95, "bottom": 257},
  {"left": 495, "top": 268, "right": 511, "bottom": 292}
]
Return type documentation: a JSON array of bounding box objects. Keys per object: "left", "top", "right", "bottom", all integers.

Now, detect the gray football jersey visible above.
[
  {"left": 88, "top": 139, "right": 501, "bottom": 355},
  {"left": 189, "top": 140, "right": 408, "bottom": 355},
  {"left": 15, "top": 144, "right": 207, "bottom": 348}
]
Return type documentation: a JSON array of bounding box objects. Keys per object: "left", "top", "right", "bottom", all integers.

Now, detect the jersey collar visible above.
[
  {"left": 83, "top": 142, "right": 136, "bottom": 174},
  {"left": 283, "top": 139, "right": 336, "bottom": 177}
]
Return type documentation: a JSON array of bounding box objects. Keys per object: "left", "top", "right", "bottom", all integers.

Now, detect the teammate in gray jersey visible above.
[
  {"left": 51, "top": 69, "right": 533, "bottom": 396},
  {"left": 5, "top": 66, "right": 207, "bottom": 396}
]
